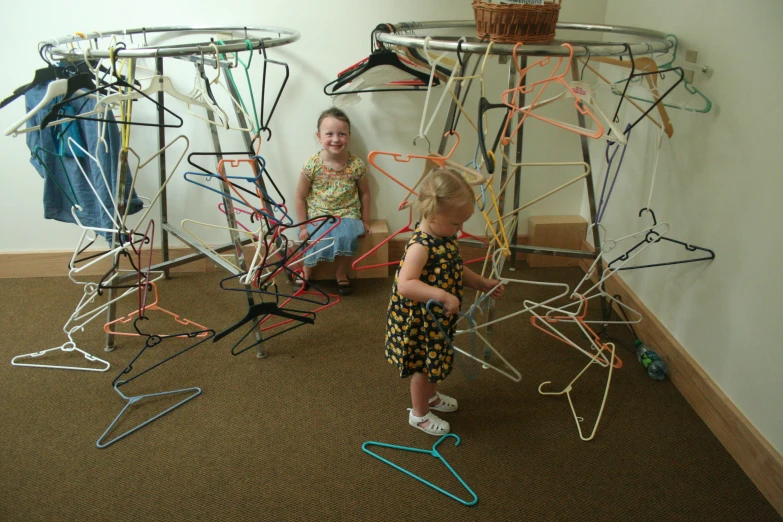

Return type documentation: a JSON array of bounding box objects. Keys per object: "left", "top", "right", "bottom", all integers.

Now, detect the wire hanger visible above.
[
  {"left": 608, "top": 208, "right": 715, "bottom": 270},
  {"left": 427, "top": 300, "right": 522, "bottom": 382},
  {"left": 362, "top": 434, "right": 478, "bottom": 506},
  {"left": 609, "top": 35, "right": 712, "bottom": 114}
]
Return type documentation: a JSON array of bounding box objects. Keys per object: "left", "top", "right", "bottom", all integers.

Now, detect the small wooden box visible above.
[
  {"left": 310, "top": 219, "right": 389, "bottom": 280},
  {"left": 528, "top": 215, "right": 588, "bottom": 268}
]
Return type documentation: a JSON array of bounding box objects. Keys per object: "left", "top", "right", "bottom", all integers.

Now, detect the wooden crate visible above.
[
  {"left": 527, "top": 215, "right": 588, "bottom": 267},
  {"left": 310, "top": 219, "right": 389, "bottom": 280}
]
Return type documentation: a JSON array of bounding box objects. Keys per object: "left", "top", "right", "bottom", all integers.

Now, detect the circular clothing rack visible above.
[
  {"left": 42, "top": 25, "right": 301, "bottom": 61},
  {"left": 374, "top": 21, "right": 672, "bottom": 57}
]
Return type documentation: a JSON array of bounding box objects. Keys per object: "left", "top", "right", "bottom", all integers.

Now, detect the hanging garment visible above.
[{"left": 24, "top": 83, "right": 142, "bottom": 240}]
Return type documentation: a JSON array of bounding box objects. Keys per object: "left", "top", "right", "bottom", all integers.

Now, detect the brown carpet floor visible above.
[{"left": 0, "top": 265, "right": 779, "bottom": 521}]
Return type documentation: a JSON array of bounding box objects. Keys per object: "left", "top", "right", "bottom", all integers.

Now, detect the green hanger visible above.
[
  {"left": 610, "top": 34, "right": 712, "bottom": 114},
  {"left": 217, "top": 39, "right": 261, "bottom": 135}
]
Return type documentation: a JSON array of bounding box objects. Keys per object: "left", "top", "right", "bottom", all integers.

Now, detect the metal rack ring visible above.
[{"left": 375, "top": 21, "right": 672, "bottom": 57}]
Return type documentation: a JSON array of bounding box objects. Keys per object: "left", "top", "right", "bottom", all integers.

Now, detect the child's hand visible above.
[
  {"left": 298, "top": 228, "right": 309, "bottom": 242},
  {"left": 483, "top": 278, "right": 505, "bottom": 299},
  {"left": 359, "top": 220, "right": 372, "bottom": 238},
  {"left": 441, "top": 293, "right": 461, "bottom": 316}
]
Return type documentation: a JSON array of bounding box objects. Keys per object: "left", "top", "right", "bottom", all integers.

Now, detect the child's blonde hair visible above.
[{"left": 415, "top": 168, "right": 475, "bottom": 220}]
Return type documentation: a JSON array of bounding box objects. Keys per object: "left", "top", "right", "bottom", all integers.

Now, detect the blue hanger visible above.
[
  {"left": 362, "top": 434, "right": 478, "bottom": 506},
  {"left": 183, "top": 170, "right": 285, "bottom": 225},
  {"left": 97, "top": 324, "right": 215, "bottom": 448}
]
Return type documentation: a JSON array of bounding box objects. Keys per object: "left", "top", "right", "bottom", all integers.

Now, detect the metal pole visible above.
[
  {"left": 196, "top": 63, "right": 266, "bottom": 358},
  {"left": 570, "top": 56, "right": 608, "bottom": 322},
  {"left": 508, "top": 54, "right": 527, "bottom": 271},
  {"left": 483, "top": 57, "right": 518, "bottom": 357},
  {"left": 156, "top": 57, "right": 170, "bottom": 279},
  {"left": 104, "top": 58, "right": 137, "bottom": 352}
]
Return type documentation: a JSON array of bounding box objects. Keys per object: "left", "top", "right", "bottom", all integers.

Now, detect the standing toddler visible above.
[{"left": 385, "top": 168, "right": 504, "bottom": 435}]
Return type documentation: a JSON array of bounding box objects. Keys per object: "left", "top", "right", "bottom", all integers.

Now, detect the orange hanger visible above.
[
  {"left": 103, "top": 282, "right": 210, "bottom": 338},
  {"left": 352, "top": 201, "right": 415, "bottom": 271},
  {"left": 367, "top": 131, "right": 460, "bottom": 199},
  {"left": 499, "top": 43, "right": 605, "bottom": 144},
  {"left": 530, "top": 296, "right": 622, "bottom": 370}
]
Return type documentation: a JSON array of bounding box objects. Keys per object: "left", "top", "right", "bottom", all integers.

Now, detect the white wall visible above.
[
  {"left": 594, "top": 0, "right": 783, "bottom": 454},
  {"left": 0, "top": 0, "right": 606, "bottom": 252}
]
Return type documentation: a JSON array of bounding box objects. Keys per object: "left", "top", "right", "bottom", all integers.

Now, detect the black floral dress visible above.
[{"left": 384, "top": 227, "right": 464, "bottom": 384}]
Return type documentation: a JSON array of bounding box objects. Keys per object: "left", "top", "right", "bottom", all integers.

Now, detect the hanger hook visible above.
[
  {"left": 110, "top": 42, "right": 126, "bottom": 78},
  {"left": 258, "top": 37, "right": 268, "bottom": 60},
  {"left": 638, "top": 207, "right": 658, "bottom": 224},
  {"left": 456, "top": 37, "right": 467, "bottom": 69},
  {"left": 413, "top": 134, "right": 431, "bottom": 153},
  {"left": 580, "top": 45, "right": 591, "bottom": 81}
]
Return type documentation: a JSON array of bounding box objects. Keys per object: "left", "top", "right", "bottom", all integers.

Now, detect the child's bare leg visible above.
[
  {"left": 302, "top": 264, "right": 313, "bottom": 282},
  {"left": 334, "top": 255, "right": 351, "bottom": 282},
  {"left": 411, "top": 372, "right": 437, "bottom": 417}
]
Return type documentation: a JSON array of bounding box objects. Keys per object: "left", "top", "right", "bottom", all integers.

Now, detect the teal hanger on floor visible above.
[{"left": 362, "top": 434, "right": 478, "bottom": 506}]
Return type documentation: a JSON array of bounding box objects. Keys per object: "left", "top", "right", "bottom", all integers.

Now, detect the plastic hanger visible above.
[
  {"left": 362, "top": 434, "right": 478, "bottom": 506},
  {"left": 427, "top": 300, "right": 522, "bottom": 382},
  {"left": 4, "top": 73, "right": 101, "bottom": 136},
  {"left": 10, "top": 340, "right": 111, "bottom": 372},
  {"left": 97, "top": 325, "right": 215, "bottom": 448},
  {"left": 493, "top": 151, "right": 592, "bottom": 226},
  {"left": 532, "top": 301, "right": 618, "bottom": 442},
  {"left": 499, "top": 43, "right": 606, "bottom": 146},
  {"left": 367, "top": 131, "right": 461, "bottom": 199},
  {"left": 325, "top": 25, "right": 440, "bottom": 95},
  {"left": 103, "top": 282, "right": 210, "bottom": 337},
  {"left": 352, "top": 201, "right": 415, "bottom": 271},
  {"left": 0, "top": 54, "right": 73, "bottom": 109},
  {"left": 414, "top": 37, "right": 463, "bottom": 144},
  {"left": 37, "top": 45, "right": 185, "bottom": 131}
]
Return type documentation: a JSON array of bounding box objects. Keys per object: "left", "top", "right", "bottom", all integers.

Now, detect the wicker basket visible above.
[{"left": 472, "top": 0, "right": 562, "bottom": 44}]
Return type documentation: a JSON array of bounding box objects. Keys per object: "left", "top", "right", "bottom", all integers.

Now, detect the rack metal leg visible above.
[
  {"left": 569, "top": 56, "right": 608, "bottom": 323},
  {"left": 104, "top": 58, "right": 138, "bottom": 352}
]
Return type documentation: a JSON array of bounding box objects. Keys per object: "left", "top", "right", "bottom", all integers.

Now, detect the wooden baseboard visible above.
[
  {"left": 578, "top": 241, "right": 783, "bottom": 517},
  {"left": 0, "top": 247, "right": 215, "bottom": 279}
]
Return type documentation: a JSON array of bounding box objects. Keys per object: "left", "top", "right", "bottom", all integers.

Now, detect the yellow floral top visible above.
[
  {"left": 384, "top": 227, "right": 464, "bottom": 384},
  {"left": 302, "top": 151, "right": 366, "bottom": 220}
]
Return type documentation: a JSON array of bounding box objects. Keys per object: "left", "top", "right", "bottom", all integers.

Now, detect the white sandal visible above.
[
  {"left": 429, "top": 392, "right": 458, "bottom": 413},
  {"left": 408, "top": 411, "right": 450, "bottom": 436}
]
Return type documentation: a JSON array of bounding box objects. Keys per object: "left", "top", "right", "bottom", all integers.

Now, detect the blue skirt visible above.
[{"left": 304, "top": 217, "right": 364, "bottom": 267}]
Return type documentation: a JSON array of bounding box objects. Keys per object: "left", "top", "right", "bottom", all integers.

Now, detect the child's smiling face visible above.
[{"left": 317, "top": 116, "right": 350, "bottom": 156}]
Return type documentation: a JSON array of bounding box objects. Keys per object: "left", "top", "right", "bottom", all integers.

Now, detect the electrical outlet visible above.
[
  {"left": 684, "top": 49, "right": 698, "bottom": 83},
  {"left": 215, "top": 32, "right": 233, "bottom": 43}
]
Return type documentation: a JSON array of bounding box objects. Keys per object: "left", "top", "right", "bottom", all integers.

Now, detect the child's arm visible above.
[
  {"left": 397, "top": 244, "right": 460, "bottom": 316},
  {"left": 295, "top": 174, "right": 312, "bottom": 242},
  {"left": 463, "top": 265, "right": 505, "bottom": 299},
  {"left": 357, "top": 175, "right": 371, "bottom": 237}
]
